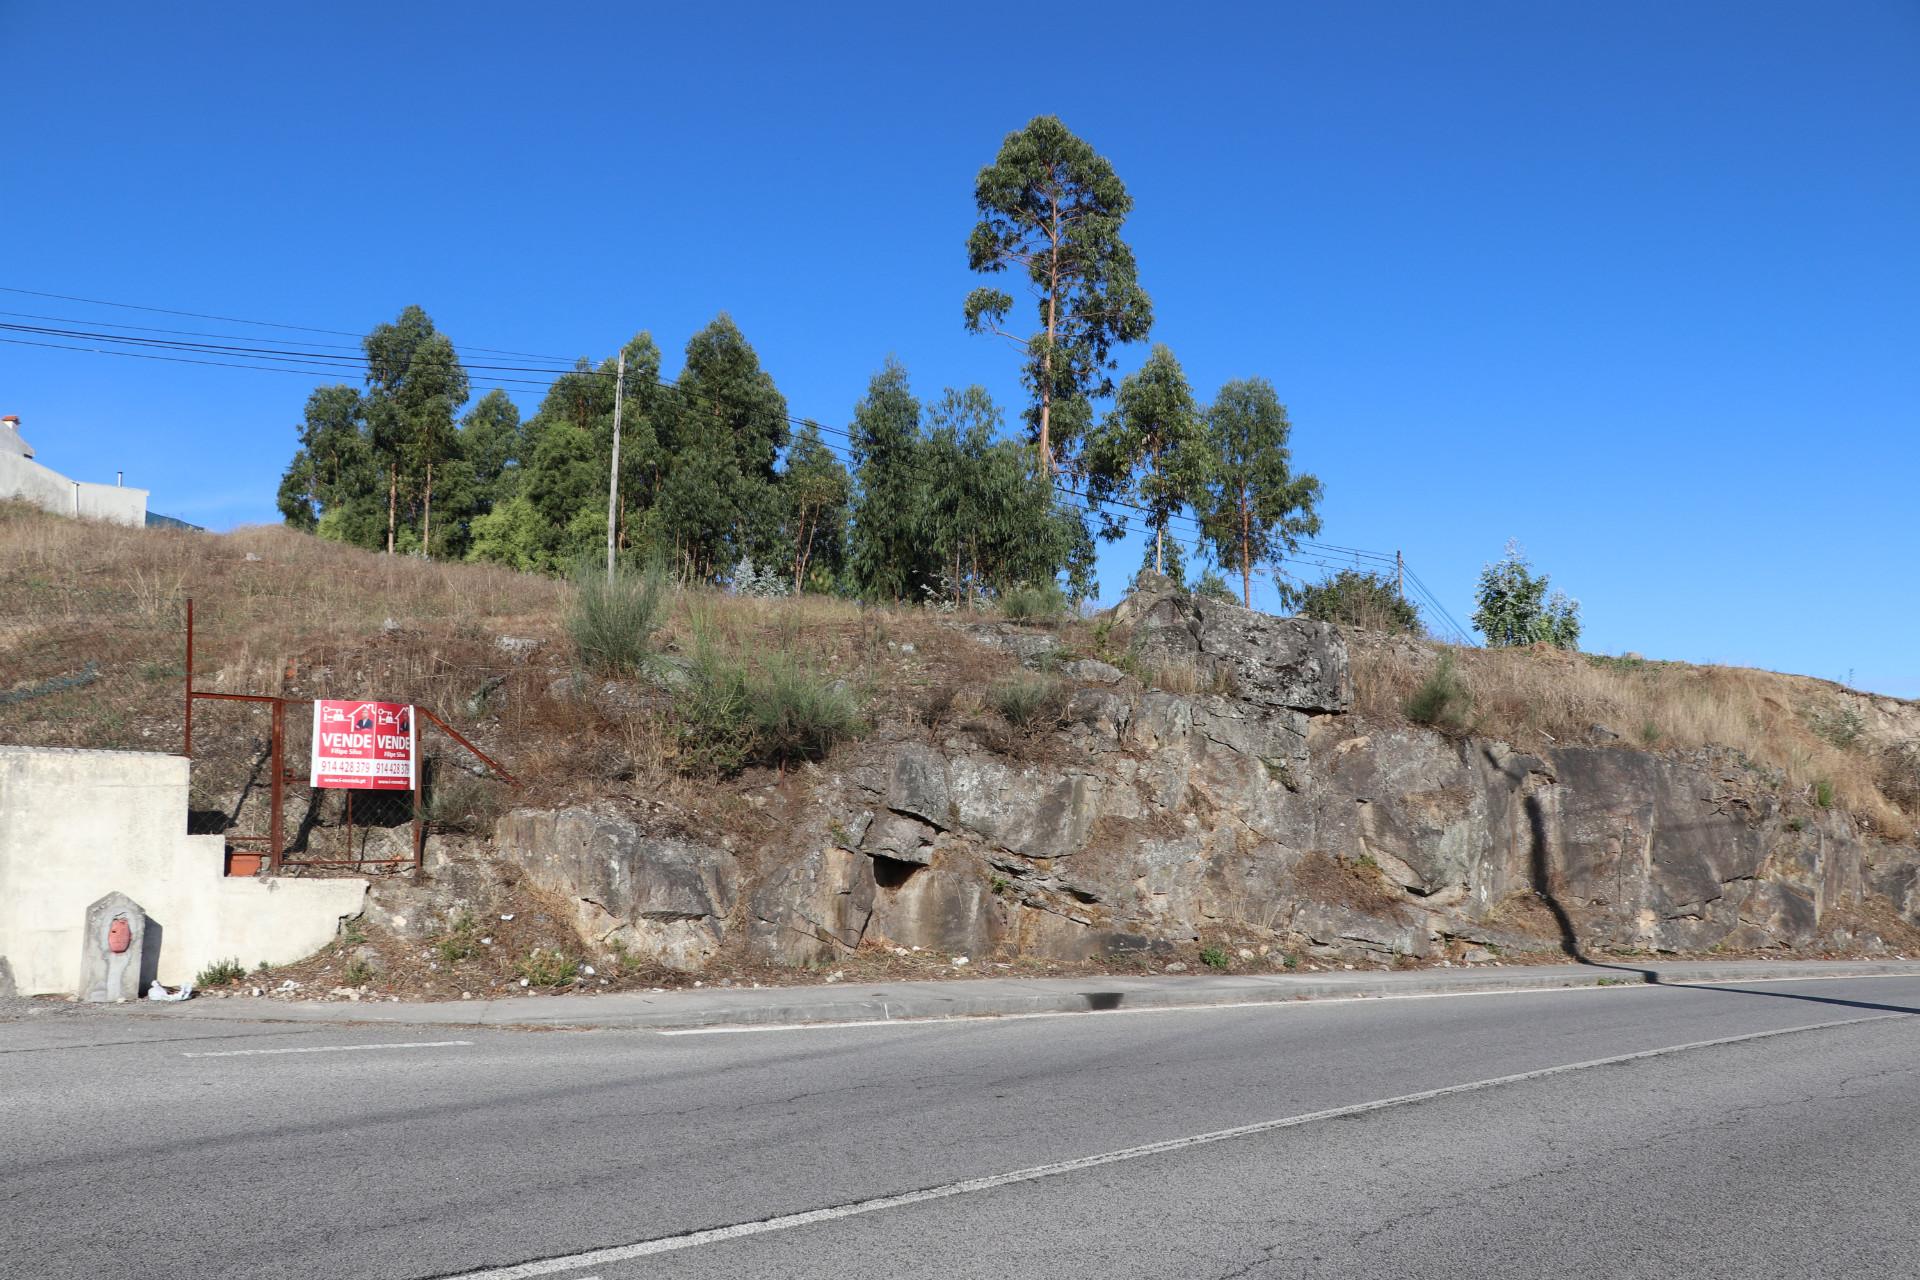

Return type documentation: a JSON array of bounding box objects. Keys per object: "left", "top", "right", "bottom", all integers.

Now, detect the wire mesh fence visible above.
[{"left": 2, "top": 583, "right": 520, "bottom": 877}]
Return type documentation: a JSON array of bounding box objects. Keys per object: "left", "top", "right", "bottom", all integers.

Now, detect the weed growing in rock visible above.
[
  {"left": 342, "top": 958, "right": 374, "bottom": 986},
  {"left": 1199, "top": 946, "right": 1231, "bottom": 971},
  {"left": 675, "top": 630, "right": 863, "bottom": 775},
  {"left": 1814, "top": 779, "right": 1836, "bottom": 809}
]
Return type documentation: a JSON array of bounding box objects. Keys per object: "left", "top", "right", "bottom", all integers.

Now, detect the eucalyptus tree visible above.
[
  {"left": 1200, "top": 378, "right": 1323, "bottom": 608},
  {"left": 1083, "top": 343, "right": 1208, "bottom": 576},
  {"left": 963, "top": 115, "right": 1153, "bottom": 477},
  {"left": 665, "top": 315, "right": 790, "bottom": 574},
  {"left": 276, "top": 383, "right": 371, "bottom": 535},
  {"left": 781, "top": 422, "right": 852, "bottom": 592},
  {"left": 846, "top": 359, "right": 933, "bottom": 602},
  {"left": 362, "top": 305, "right": 468, "bottom": 556}
]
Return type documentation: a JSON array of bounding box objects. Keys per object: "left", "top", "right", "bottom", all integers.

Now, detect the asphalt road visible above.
[{"left": 5, "top": 976, "right": 1918, "bottom": 1279}]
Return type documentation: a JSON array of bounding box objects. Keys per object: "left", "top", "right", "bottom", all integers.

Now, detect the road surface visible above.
[{"left": 4, "top": 974, "right": 1917, "bottom": 1278}]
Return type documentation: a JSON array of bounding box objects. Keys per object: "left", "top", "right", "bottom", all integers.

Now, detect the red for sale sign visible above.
[{"left": 310, "top": 700, "right": 417, "bottom": 790}]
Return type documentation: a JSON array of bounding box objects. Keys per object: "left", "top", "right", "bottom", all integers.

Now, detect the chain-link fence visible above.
[{"left": 2, "top": 584, "right": 520, "bottom": 877}]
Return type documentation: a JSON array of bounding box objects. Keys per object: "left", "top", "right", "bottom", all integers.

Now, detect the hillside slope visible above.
[{"left": 5, "top": 502, "right": 1918, "bottom": 993}]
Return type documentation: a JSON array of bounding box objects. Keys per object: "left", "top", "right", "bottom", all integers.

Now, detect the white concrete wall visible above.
[
  {"left": 0, "top": 747, "right": 366, "bottom": 997},
  {"left": 0, "top": 451, "right": 147, "bottom": 527}
]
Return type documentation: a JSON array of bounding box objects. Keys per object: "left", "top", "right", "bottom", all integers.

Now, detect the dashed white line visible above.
[
  {"left": 441, "top": 1011, "right": 1903, "bottom": 1278},
  {"left": 182, "top": 1039, "right": 474, "bottom": 1058}
]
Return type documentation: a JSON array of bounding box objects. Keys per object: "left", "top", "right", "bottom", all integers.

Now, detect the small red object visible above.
[{"left": 107, "top": 918, "right": 132, "bottom": 954}]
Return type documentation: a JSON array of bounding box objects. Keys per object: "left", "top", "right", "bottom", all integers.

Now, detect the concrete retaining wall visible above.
[
  {"left": 0, "top": 747, "right": 366, "bottom": 997},
  {"left": 0, "top": 451, "right": 147, "bottom": 526}
]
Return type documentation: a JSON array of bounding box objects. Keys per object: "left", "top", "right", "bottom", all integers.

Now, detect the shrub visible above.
[
  {"left": 1199, "top": 945, "right": 1231, "bottom": 971},
  {"left": 1814, "top": 779, "right": 1835, "bottom": 809},
  {"left": 1192, "top": 569, "right": 1239, "bottom": 605},
  {"left": 988, "top": 674, "right": 1066, "bottom": 730},
  {"left": 1001, "top": 581, "right": 1067, "bottom": 623},
  {"left": 195, "top": 958, "right": 246, "bottom": 988},
  {"left": 1404, "top": 654, "right": 1472, "bottom": 729},
  {"left": 675, "top": 638, "right": 862, "bottom": 775},
  {"left": 567, "top": 561, "right": 669, "bottom": 675},
  {"left": 435, "top": 911, "right": 478, "bottom": 964},
  {"left": 1471, "top": 541, "right": 1580, "bottom": 649},
  {"left": 516, "top": 948, "right": 580, "bottom": 987},
  {"left": 1300, "top": 569, "right": 1423, "bottom": 635}
]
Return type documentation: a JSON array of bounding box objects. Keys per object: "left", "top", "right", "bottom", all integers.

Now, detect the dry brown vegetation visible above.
[
  {"left": 1349, "top": 631, "right": 1918, "bottom": 839},
  {"left": 7, "top": 501, "right": 1914, "bottom": 844}
]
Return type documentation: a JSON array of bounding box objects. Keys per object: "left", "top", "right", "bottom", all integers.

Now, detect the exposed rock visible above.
[
  {"left": 861, "top": 811, "right": 936, "bottom": 865},
  {"left": 887, "top": 744, "right": 952, "bottom": 829},
  {"left": 948, "top": 755, "right": 1101, "bottom": 860},
  {"left": 748, "top": 845, "right": 874, "bottom": 965},
  {"left": 495, "top": 808, "right": 735, "bottom": 971},
  {"left": 1128, "top": 589, "right": 1350, "bottom": 714},
  {"left": 1063, "top": 658, "right": 1125, "bottom": 685}
]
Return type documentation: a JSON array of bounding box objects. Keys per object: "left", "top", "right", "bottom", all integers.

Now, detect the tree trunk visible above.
[
  {"left": 386, "top": 464, "right": 397, "bottom": 555},
  {"left": 1039, "top": 197, "right": 1061, "bottom": 478},
  {"left": 421, "top": 461, "right": 434, "bottom": 560},
  {"left": 1240, "top": 485, "right": 1252, "bottom": 608}
]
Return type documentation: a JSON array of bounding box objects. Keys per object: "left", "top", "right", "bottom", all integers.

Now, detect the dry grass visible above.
[{"left": 1350, "top": 631, "right": 1916, "bottom": 839}]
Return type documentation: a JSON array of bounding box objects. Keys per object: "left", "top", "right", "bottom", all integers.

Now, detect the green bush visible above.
[
  {"left": 1814, "top": 779, "right": 1835, "bottom": 809},
  {"left": 675, "top": 639, "right": 863, "bottom": 775},
  {"left": 567, "top": 562, "right": 670, "bottom": 675},
  {"left": 1199, "top": 946, "right": 1231, "bottom": 971},
  {"left": 515, "top": 948, "right": 580, "bottom": 988},
  {"left": 1300, "top": 569, "right": 1422, "bottom": 635},
  {"left": 195, "top": 958, "right": 246, "bottom": 988},
  {"left": 1001, "top": 581, "right": 1067, "bottom": 622},
  {"left": 1192, "top": 569, "right": 1239, "bottom": 605},
  {"left": 1404, "top": 654, "right": 1472, "bottom": 729},
  {"left": 988, "top": 673, "right": 1066, "bottom": 730}
]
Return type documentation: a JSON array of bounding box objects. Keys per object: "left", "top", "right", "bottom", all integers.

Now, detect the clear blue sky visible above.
[{"left": 4, "top": 2, "right": 1915, "bottom": 694}]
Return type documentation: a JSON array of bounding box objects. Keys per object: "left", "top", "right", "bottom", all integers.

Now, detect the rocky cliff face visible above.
[{"left": 492, "top": 587, "right": 1920, "bottom": 970}]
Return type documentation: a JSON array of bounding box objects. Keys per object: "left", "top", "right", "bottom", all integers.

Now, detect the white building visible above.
[{"left": 0, "top": 413, "right": 148, "bottom": 526}]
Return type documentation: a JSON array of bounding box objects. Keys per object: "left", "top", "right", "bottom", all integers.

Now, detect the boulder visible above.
[
  {"left": 1127, "top": 589, "right": 1350, "bottom": 714},
  {"left": 887, "top": 744, "right": 952, "bottom": 829}
]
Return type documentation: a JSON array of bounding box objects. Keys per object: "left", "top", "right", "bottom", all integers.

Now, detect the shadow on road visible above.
[{"left": 1524, "top": 793, "right": 1920, "bottom": 1018}]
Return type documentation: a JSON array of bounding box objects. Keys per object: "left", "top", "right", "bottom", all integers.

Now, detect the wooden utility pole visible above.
[
  {"left": 606, "top": 349, "right": 626, "bottom": 582},
  {"left": 1396, "top": 549, "right": 1405, "bottom": 600}
]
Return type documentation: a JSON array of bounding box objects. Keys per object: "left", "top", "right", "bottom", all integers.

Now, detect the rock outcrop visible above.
[{"left": 496, "top": 587, "right": 1920, "bottom": 970}]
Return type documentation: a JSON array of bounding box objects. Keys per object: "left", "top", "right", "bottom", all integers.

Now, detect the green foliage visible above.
[
  {"left": 1300, "top": 570, "right": 1422, "bottom": 635},
  {"left": 1001, "top": 581, "right": 1068, "bottom": 622},
  {"left": 1809, "top": 705, "right": 1866, "bottom": 750},
  {"left": 964, "top": 115, "right": 1153, "bottom": 474},
  {"left": 1472, "top": 541, "right": 1581, "bottom": 649},
  {"left": 568, "top": 562, "right": 670, "bottom": 675},
  {"left": 195, "top": 958, "right": 246, "bottom": 988},
  {"left": 988, "top": 673, "right": 1067, "bottom": 730},
  {"left": 1814, "top": 779, "right": 1835, "bottom": 809},
  {"left": 516, "top": 948, "right": 581, "bottom": 988},
  {"left": 342, "top": 958, "right": 374, "bottom": 986},
  {"left": 1200, "top": 379, "right": 1322, "bottom": 607},
  {"left": 435, "top": 912, "right": 479, "bottom": 965},
  {"left": 1084, "top": 344, "right": 1208, "bottom": 574},
  {"left": 782, "top": 422, "right": 852, "bottom": 593},
  {"left": 363, "top": 306, "right": 470, "bottom": 555},
  {"left": 1404, "top": 654, "right": 1472, "bottom": 729},
  {"left": 1199, "top": 945, "right": 1231, "bottom": 971},
  {"left": 1192, "top": 569, "right": 1239, "bottom": 605},
  {"left": 674, "top": 626, "right": 863, "bottom": 775},
  {"left": 847, "top": 360, "right": 938, "bottom": 602}
]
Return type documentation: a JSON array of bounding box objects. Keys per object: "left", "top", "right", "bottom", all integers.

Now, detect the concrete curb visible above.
[{"left": 108, "top": 958, "right": 1920, "bottom": 1032}]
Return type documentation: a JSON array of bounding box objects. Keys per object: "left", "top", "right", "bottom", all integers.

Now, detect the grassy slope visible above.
[{"left": 3, "top": 500, "right": 1914, "bottom": 843}]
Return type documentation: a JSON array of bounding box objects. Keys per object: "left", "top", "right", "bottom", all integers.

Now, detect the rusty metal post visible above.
[
  {"left": 344, "top": 790, "right": 354, "bottom": 869},
  {"left": 183, "top": 598, "right": 194, "bottom": 757},
  {"left": 269, "top": 698, "right": 285, "bottom": 873},
  {"left": 411, "top": 788, "right": 424, "bottom": 879}
]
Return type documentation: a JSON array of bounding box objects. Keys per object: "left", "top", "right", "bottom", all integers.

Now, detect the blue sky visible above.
[{"left": 3, "top": 2, "right": 1915, "bottom": 694}]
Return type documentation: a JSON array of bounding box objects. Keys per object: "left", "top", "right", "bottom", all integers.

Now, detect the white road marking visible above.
[
  {"left": 443, "top": 1011, "right": 1905, "bottom": 1278},
  {"left": 654, "top": 970, "right": 1920, "bottom": 1035},
  {"left": 182, "top": 1039, "right": 474, "bottom": 1058}
]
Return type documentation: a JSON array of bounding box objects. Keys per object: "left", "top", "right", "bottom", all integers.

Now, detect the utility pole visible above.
[
  {"left": 606, "top": 349, "right": 626, "bottom": 582},
  {"left": 1396, "top": 549, "right": 1405, "bottom": 600}
]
